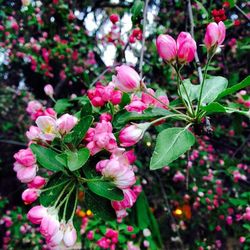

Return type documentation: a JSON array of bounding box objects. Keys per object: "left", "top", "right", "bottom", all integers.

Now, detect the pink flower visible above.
[
  {"left": 125, "top": 99, "right": 147, "bottom": 113},
  {"left": 110, "top": 14, "right": 119, "bottom": 24},
  {"left": 40, "top": 211, "right": 60, "bottom": 238},
  {"left": 173, "top": 171, "right": 185, "bottom": 182},
  {"left": 56, "top": 114, "right": 78, "bottom": 134},
  {"left": 112, "top": 189, "right": 137, "bottom": 210},
  {"left": 47, "top": 225, "right": 64, "bottom": 247},
  {"left": 36, "top": 116, "right": 58, "bottom": 141},
  {"left": 156, "top": 34, "right": 177, "bottom": 62},
  {"left": 14, "top": 148, "right": 36, "bottom": 167},
  {"left": 123, "top": 149, "right": 136, "bottom": 164},
  {"left": 86, "top": 121, "right": 117, "bottom": 155},
  {"left": 26, "top": 126, "right": 41, "bottom": 141},
  {"left": 177, "top": 32, "right": 197, "bottom": 63},
  {"left": 100, "top": 113, "right": 112, "bottom": 122},
  {"left": 22, "top": 188, "right": 39, "bottom": 204},
  {"left": 119, "top": 123, "right": 150, "bottom": 147},
  {"left": 113, "top": 65, "right": 140, "bottom": 92},
  {"left": 239, "top": 237, "right": 246, "bottom": 244},
  {"left": 13, "top": 162, "right": 37, "bottom": 183},
  {"left": 44, "top": 84, "right": 54, "bottom": 97},
  {"left": 27, "top": 205, "right": 47, "bottom": 224},
  {"left": 204, "top": 21, "right": 226, "bottom": 51},
  {"left": 28, "top": 176, "right": 46, "bottom": 189},
  {"left": 63, "top": 221, "right": 77, "bottom": 247},
  {"left": 101, "top": 159, "right": 136, "bottom": 189}
]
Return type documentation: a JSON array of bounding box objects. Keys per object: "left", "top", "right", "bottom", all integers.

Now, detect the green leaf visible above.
[
  {"left": 85, "top": 191, "right": 116, "bottom": 221},
  {"left": 54, "top": 99, "right": 73, "bottom": 114},
  {"left": 179, "top": 79, "right": 200, "bottom": 103},
  {"left": 80, "top": 100, "right": 93, "bottom": 117},
  {"left": 66, "top": 148, "right": 90, "bottom": 171},
  {"left": 228, "top": 0, "right": 236, "bottom": 8},
  {"left": 64, "top": 115, "right": 93, "bottom": 146},
  {"left": 150, "top": 127, "right": 195, "bottom": 170},
  {"left": 200, "top": 76, "right": 228, "bottom": 105},
  {"left": 135, "top": 192, "right": 150, "bottom": 229},
  {"left": 113, "top": 108, "right": 173, "bottom": 129},
  {"left": 229, "top": 198, "right": 248, "bottom": 206},
  {"left": 131, "top": 0, "right": 144, "bottom": 18},
  {"left": 202, "top": 102, "right": 250, "bottom": 118},
  {"left": 87, "top": 181, "right": 124, "bottom": 201},
  {"left": 119, "top": 93, "right": 131, "bottom": 109},
  {"left": 40, "top": 172, "right": 69, "bottom": 206},
  {"left": 216, "top": 76, "right": 250, "bottom": 100},
  {"left": 30, "top": 144, "right": 64, "bottom": 172}
]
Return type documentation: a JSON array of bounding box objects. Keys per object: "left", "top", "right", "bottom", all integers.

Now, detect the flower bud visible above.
[
  {"left": 109, "top": 14, "right": 119, "bottom": 24},
  {"left": 156, "top": 34, "right": 177, "bottom": 62},
  {"left": 113, "top": 65, "right": 140, "bottom": 92},
  {"left": 204, "top": 21, "right": 226, "bottom": 51},
  {"left": 56, "top": 114, "right": 78, "bottom": 134},
  {"left": 14, "top": 148, "right": 36, "bottom": 167},
  {"left": 63, "top": 222, "right": 77, "bottom": 247},
  {"left": 177, "top": 32, "right": 196, "bottom": 63},
  {"left": 22, "top": 188, "right": 39, "bottom": 204},
  {"left": 44, "top": 84, "right": 54, "bottom": 97},
  {"left": 27, "top": 205, "right": 47, "bottom": 224},
  {"left": 28, "top": 176, "right": 46, "bottom": 189},
  {"left": 119, "top": 123, "right": 150, "bottom": 147}
]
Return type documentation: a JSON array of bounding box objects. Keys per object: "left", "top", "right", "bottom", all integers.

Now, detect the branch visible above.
[
  {"left": 235, "top": 4, "right": 250, "bottom": 21},
  {"left": 0, "top": 139, "right": 26, "bottom": 146},
  {"left": 187, "top": 0, "right": 203, "bottom": 84},
  {"left": 139, "top": 0, "right": 150, "bottom": 78}
]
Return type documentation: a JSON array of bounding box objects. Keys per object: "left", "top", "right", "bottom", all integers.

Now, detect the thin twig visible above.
[
  {"left": 139, "top": 0, "right": 150, "bottom": 78},
  {"left": 187, "top": 0, "right": 203, "bottom": 84},
  {"left": 0, "top": 139, "right": 26, "bottom": 146},
  {"left": 89, "top": 64, "right": 120, "bottom": 87},
  {"left": 235, "top": 4, "right": 250, "bottom": 21},
  {"left": 154, "top": 172, "right": 184, "bottom": 250}
]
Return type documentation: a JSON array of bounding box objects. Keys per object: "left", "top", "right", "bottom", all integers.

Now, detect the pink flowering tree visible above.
[{"left": 1, "top": 0, "right": 250, "bottom": 249}]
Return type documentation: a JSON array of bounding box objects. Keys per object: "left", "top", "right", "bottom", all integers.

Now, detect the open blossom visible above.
[
  {"left": 36, "top": 116, "right": 58, "bottom": 141},
  {"left": 204, "top": 21, "right": 226, "bottom": 51},
  {"left": 177, "top": 32, "right": 197, "bottom": 63},
  {"left": 119, "top": 123, "right": 150, "bottom": 147},
  {"left": 113, "top": 65, "right": 141, "bottom": 92},
  {"left": 56, "top": 114, "right": 78, "bottom": 134},
  {"left": 100, "top": 158, "right": 136, "bottom": 189}
]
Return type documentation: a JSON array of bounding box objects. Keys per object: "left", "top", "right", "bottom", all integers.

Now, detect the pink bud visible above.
[
  {"left": 239, "top": 237, "right": 245, "bottom": 243},
  {"left": 56, "top": 114, "right": 78, "bottom": 134},
  {"left": 14, "top": 148, "right": 36, "bottom": 167},
  {"left": 110, "top": 14, "right": 119, "bottom": 24},
  {"left": 44, "top": 84, "right": 54, "bottom": 97},
  {"left": 113, "top": 65, "right": 140, "bottom": 92},
  {"left": 119, "top": 123, "right": 150, "bottom": 147},
  {"left": 156, "top": 34, "right": 177, "bottom": 62},
  {"left": 27, "top": 205, "right": 47, "bottom": 224},
  {"left": 177, "top": 32, "right": 196, "bottom": 63},
  {"left": 204, "top": 21, "right": 226, "bottom": 51},
  {"left": 63, "top": 222, "right": 77, "bottom": 247},
  {"left": 28, "top": 176, "right": 46, "bottom": 189},
  {"left": 22, "top": 188, "right": 39, "bottom": 204},
  {"left": 100, "top": 113, "right": 112, "bottom": 122}
]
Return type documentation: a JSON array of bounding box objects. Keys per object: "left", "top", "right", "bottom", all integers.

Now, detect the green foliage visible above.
[
  {"left": 30, "top": 144, "right": 64, "bottom": 172},
  {"left": 150, "top": 127, "right": 195, "bottom": 170}
]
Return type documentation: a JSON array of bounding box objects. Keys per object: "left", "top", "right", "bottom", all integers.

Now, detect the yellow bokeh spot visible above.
[
  {"left": 174, "top": 208, "right": 183, "bottom": 215},
  {"left": 146, "top": 141, "right": 151, "bottom": 147},
  {"left": 86, "top": 209, "right": 92, "bottom": 216}
]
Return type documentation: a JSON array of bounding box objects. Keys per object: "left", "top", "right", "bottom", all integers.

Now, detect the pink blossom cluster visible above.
[
  {"left": 26, "top": 100, "right": 56, "bottom": 120},
  {"left": 87, "top": 83, "right": 122, "bottom": 107},
  {"left": 125, "top": 88, "right": 169, "bottom": 114},
  {"left": 27, "top": 206, "right": 77, "bottom": 248},
  {"left": 96, "top": 228, "right": 119, "bottom": 249}
]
